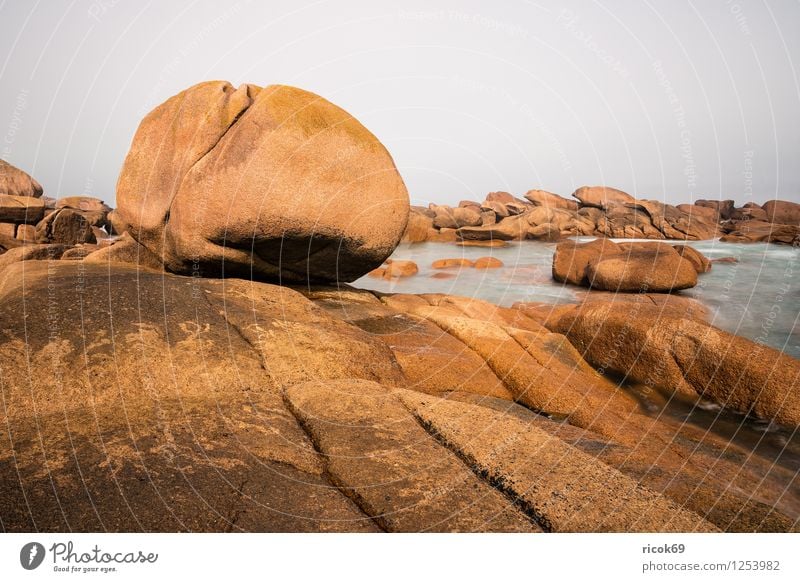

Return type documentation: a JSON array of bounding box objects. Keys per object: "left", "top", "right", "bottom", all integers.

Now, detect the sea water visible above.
[{"left": 353, "top": 239, "right": 800, "bottom": 360}]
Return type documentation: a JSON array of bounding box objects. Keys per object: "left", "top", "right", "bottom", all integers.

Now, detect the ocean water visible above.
[{"left": 353, "top": 239, "right": 800, "bottom": 360}]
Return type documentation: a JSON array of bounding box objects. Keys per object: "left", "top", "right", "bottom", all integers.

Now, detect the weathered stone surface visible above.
[
  {"left": 0, "top": 159, "right": 43, "bottom": 198},
  {"left": 113, "top": 81, "right": 409, "bottom": 284},
  {"left": 35, "top": 207, "right": 97, "bottom": 245},
  {"left": 524, "top": 189, "right": 578, "bottom": 210},
  {"left": 696, "top": 199, "right": 735, "bottom": 220},
  {"left": 55, "top": 196, "right": 112, "bottom": 213},
  {"left": 762, "top": 199, "right": 800, "bottom": 225},
  {"left": 549, "top": 301, "right": 800, "bottom": 426},
  {"left": 551, "top": 238, "right": 622, "bottom": 286},
  {"left": 0, "top": 222, "right": 15, "bottom": 238},
  {"left": 572, "top": 186, "right": 635, "bottom": 209},
  {"left": 0, "top": 194, "right": 45, "bottom": 224},
  {"left": 473, "top": 256, "right": 503, "bottom": 269},
  {"left": 586, "top": 242, "right": 698, "bottom": 292},
  {"left": 83, "top": 231, "right": 164, "bottom": 270},
  {"left": 674, "top": 244, "right": 712, "bottom": 273},
  {"left": 15, "top": 224, "right": 36, "bottom": 241},
  {"left": 0, "top": 244, "right": 67, "bottom": 270},
  {"left": 382, "top": 259, "right": 418, "bottom": 278},
  {"left": 721, "top": 220, "right": 800, "bottom": 245},
  {"left": 0, "top": 262, "right": 390, "bottom": 532},
  {"left": 284, "top": 380, "right": 539, "bottom": 532},
  {"left": 306, "top": 288, "right": 512, "bottom": 399},
  {"left": 432, "top": 258, "right": 473, "bottom": 269},
  {"left": 400, "top": 210, "right": 434, "bottom": 243},
  {"left": 398, "top": 391, "right": 717, "bottom": 532}
]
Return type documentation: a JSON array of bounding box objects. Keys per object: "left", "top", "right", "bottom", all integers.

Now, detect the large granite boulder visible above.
[
  {"left": 552, "top": 239, "right": 701, "bottom": 292},
  {"left": 0, "top": 159, "right": 43, "bottom": 198},
  {"left": 113, "top": 81, "right": 409, "bottom": 283}
]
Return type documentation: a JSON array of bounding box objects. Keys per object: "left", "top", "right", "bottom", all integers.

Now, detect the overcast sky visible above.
[{"left": 1, "top": 0, "right": 798, "bottom": 208}]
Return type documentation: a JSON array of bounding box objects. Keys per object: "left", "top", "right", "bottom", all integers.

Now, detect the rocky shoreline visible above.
[
  {"left": 403, "top": 187, "right": 800, "bottom": 246},
  {"left": 1, "top": 81, "right": 798, "bottom": 532}
]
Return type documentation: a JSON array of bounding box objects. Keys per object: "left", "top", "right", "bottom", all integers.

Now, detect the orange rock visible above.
[
  {"left": 431, "top": 258, "right": 473, "bottom": 269},
  {"left": 473, "top": 256, "right": 503, "bottom": 269},
  {"left": 383, "top": 260, "right": 418, "bottom": 278}
]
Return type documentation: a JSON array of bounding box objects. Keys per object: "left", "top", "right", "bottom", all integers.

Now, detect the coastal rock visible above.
[
  {"left": 720, "top": 220, "right": 800, "bottom": 245},
  {"left": 35, "top": 208, "right": 97, "bottom": 245},
  {"left": 55, "top": 196, "right": 112, "bottom": 214},
  {"left": 762, "top": 199, "right": 800, "bottom": 225},
  {"left": 0, "top": 223, "right": 15, "bottom": 238},
  {"left": 113, "top": 81, "right": 409, "bottom": 284},
  {"left": 382, "top": 260, "right": 418, "bottom": 278},
  {"left": 673, "top": 244, "right": 712, "bottom": 273},
  {"left": 551, "top": 238, "right": 623, "bottom": 286},
  {"left": 0, "top": 194, "right": 45, "bottom": 224},
  {"left": 15, "top": 224, "right": 36, "bottom": 241},
  {"left": 0, "top": 160, "right": 43, "bottom": 198},
  {"left": 696, "top": 199, "right": 735, "bottom": 220},
  {"left": 572, "top": 186, "right": 635, "bottom": 209},
  {"left": 1, "top": 261, "right": 796, "bottom": 531},
  {"left": 401, "top": 210, "right": 434, "bottom": 243},
  {"left": 432, "top": 258, "right": 473, "bottom": 269},
  {"left": 473, "top": 256, "right": 503, "bottom": 269},
  {"left": 524, "top": 189, "right": 578, "bottom": 210},
  {"left": 586, "top": 242, "right": 698, "bottom": 292},
  {"left": 0, "top": 244, "right": 67, "bottom": 270},
  {"left": 549, "top": 301, "right": 800, "bottom": 427}
]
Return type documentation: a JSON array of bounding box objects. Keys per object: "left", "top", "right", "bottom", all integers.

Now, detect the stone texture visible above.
[
  {"left": 0, "top": 194, "right": 45, "bottom": 224},
  {"left": 284, "top": 380, "right": 540, "bottom": 532},
  {"left": 572, "top": 186, "right": 635, "bottom": 209},
  {"left": 0, "top": 159, "right": 43, "bottom": 198},
  {"left": 113, "top": 81, "right": 410, "bottom": 284},
  {"left": 762, "top": 199, "right": 800, "bottom": 225},
  {"left": 586, "top": 242, "right": 698, "bottom": 292}
]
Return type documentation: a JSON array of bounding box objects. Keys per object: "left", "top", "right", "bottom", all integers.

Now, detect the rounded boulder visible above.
[{"left": 114, "top": 81, "right": 410, "bottom": 283}]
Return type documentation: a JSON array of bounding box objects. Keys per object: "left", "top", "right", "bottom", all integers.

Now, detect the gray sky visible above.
[{"left": 1, "top": 0, "right": 798, "bottom": 208}]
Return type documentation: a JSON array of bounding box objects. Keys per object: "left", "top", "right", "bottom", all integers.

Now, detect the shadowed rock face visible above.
[
  {"left": 0, "top": 261, "right": 797, "bottom": 532},
  {"left": 113, "top": 81, "right": 410, "bottom": 284}
]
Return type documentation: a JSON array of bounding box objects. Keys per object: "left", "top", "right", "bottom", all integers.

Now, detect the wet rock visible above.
[
  {"left": 432, "top": 258, "right": 473, "bottom": 269},
  {"left": 673, "top": 244, "right": 712, "bottom": 273},
  {"left": 473, "top": 256, "right": 503, "bottom": 269}
]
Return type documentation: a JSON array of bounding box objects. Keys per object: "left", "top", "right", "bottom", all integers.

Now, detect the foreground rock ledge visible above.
[{"left": 0, "top": 261, "right": 796, "bottom": 532}]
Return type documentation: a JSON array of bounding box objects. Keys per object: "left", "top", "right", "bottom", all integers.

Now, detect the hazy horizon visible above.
[{"left": 1, "top": 0, "right": 798, "bottom": 209}]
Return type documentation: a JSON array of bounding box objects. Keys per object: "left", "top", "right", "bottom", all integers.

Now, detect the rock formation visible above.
[
  {"left": 1, "top": 261, "right": 797, "bottom": 532},
  {"left": 401, "top": 188, "right": 799, "bottom": 246},
  {"left": 112, "top": 81, "right": 409, "bottom": 284}
]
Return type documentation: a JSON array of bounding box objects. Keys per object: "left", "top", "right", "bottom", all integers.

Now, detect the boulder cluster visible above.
[
  {"left": 403, "top": 186, "right": 800, "bottom": 245},
  {"left": 0, "top": 160, "right": 115, "bottom": 264}
]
